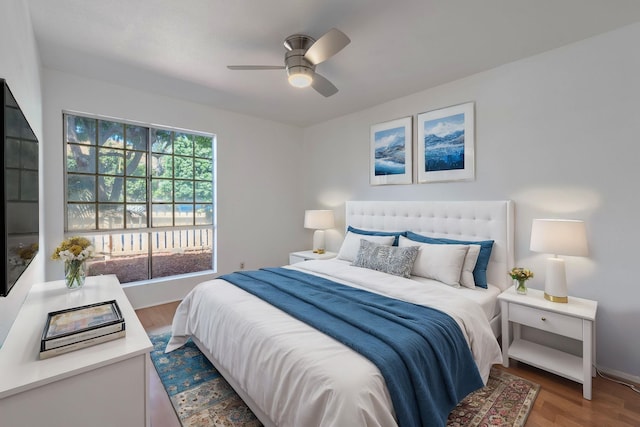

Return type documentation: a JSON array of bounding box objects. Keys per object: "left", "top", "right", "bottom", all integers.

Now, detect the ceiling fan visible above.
[{"left": 227, "top": 28, "right": 350, "bottom": 97}]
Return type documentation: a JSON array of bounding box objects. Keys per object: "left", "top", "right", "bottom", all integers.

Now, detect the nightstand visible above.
[
  {"left": 498, "top": 287, "right": 597, "bottom": 399},
  {"left": 289, "top": 250, "right": 337, "bottom": 264}
]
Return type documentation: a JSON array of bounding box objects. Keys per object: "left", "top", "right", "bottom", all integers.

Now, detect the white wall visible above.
[
  {"left": 0, "top": 0, "right": 44, "bottom": 345},
  {"left": 42, "top": 69, "right": 306, "bottom": 308},
  {"left": 302, "top": 23, "right": 640, "bottom": 380}
]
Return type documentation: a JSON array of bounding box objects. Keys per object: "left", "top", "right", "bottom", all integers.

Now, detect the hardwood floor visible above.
[
  {"left": 136, "top": 301, "right": 640, "bottom": 427},
  {"left": 137, "top": 301, "right": 181, "bottom": 427}
]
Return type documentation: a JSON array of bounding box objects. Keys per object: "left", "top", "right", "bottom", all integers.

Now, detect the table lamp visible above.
[
  {"left": 304, "top": 210, "right": 335, "bottom": 254},
  {"left": 530, "top": 219, "right": 588, "bottom": 303}
]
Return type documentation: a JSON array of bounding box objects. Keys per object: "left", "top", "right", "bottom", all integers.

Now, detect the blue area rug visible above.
[{"left": 149, "top": 331, "right": 261, "bottom": 426}]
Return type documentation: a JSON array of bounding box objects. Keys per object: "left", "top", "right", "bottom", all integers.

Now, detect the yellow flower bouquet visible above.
[
  {"left": 508, "top": 267, "right": 534, "bottom": 294},
  {"left": 52, "top": 237, "right": 94, "bottom": 289}
]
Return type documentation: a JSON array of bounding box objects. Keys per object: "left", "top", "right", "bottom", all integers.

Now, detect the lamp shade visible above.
[
  {"left": 530, "top": 219, "right": 588, "bottom": 256},
  {"left": 304, "top": 210, "right": 335, "bottom": 230}
]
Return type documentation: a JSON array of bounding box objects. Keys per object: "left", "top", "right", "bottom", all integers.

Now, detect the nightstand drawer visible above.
[
  {"left": 289, "top": 254, "right": 307, "bottom": 264},
  {"left": 509, "top": 304, "right": 583, "bottom": 340}
]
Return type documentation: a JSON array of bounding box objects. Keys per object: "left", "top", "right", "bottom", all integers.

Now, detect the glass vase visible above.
[
  {"left": 65, "top": 260, "right": 87, "bottom": 290},
  {"left": 515, "top": 279, "right": 527, "bottom": 295}
]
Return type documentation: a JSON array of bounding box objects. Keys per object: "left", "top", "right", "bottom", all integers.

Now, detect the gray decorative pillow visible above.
[{"left": 352, "top": 239, "right": 419, "bottom": 278}]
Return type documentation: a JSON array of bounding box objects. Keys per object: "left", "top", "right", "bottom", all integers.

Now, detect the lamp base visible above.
[
  {"left": 544, "top": 257, "right": 569, "bottom": 303},
  {"left": 544, "top": 292, "right": 568, "bottom": 303},
  {"left": 312, "top": 230, "right": 326, "bottom": 255}
]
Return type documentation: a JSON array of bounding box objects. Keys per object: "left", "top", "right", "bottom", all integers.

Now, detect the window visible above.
[{"left": 63, "top": 113, "right": 215, "bottom": 284}]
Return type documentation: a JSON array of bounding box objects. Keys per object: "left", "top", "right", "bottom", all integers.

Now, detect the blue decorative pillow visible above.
[
  {"left": 405, "top": 231, "right": 494, "bottom": 289},
  {"left": 347, "top": 226, "right": 406, "bottom": 246},
  {"left": 352, "top": 239, "right": 419, "bottom": 278}
]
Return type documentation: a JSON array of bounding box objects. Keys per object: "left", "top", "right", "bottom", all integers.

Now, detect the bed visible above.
[{"left": 167, "top": 200, "right": 515, "bottom": 427}]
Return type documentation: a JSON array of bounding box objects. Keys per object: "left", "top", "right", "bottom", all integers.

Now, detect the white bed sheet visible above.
[
  {"left": 410, "top": 276, "right": 502, "bottom": 320},
  {"left": 327, "top": 258, "right": 502, "bottom": 321},
  {"left": 168, "top": 260, "right": 502, "bottom": 427}
]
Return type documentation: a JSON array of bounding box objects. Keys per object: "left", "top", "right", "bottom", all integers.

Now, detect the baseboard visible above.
[
  {"left": 122, "top": 272, "right": 214, "bottom": 309},
  {"left": 132, "top": 298, "right": 182, "bottom": 311},
  {"left": 597, "top": 365, "right": 640, "bottom": 386}
]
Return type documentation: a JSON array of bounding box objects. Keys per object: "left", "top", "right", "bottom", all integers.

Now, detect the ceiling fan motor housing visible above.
[
  {"left": 283, "top": 34, "right": 315, "bottom": 51},
  {"left": 286, "top": 49, "right": 315, "bottom": 75}
]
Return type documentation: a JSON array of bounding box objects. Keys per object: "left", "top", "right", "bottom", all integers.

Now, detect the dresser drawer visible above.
[{"left": 508, "top": 303, "right": 583, "bottom": 340}]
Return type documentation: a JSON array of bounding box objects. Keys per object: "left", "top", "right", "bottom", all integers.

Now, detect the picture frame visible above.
[
  {"left": 370, "top": 116, "right": 413, "bottom": 185},
  {"left": 417, "top": 102, "right": 475, "bottom": 183},
  {"left": 41, "top": 300, "right": 124, "bottom": 344},
  {"left": 40, "top": 299, "right": 126, "bottom": 358}
]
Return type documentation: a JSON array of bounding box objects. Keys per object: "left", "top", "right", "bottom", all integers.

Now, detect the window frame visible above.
[{"left": 62, "top": 111, "right": 217, "bottom": 282}]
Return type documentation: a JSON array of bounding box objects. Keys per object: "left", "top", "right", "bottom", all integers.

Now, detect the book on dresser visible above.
[{"left": 40, "top": 300, "right": 126, "bottom": 359}]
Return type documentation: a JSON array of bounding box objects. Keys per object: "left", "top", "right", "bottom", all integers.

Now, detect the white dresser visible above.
[
  {"left": 499, "top": 286, "right": 597, "bottom": 399},
  {"left": 0, "top": 275, "right": 152, "bottom": 427}
]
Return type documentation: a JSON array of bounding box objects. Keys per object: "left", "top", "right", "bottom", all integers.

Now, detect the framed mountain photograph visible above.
[
  {"left": 417, "top": 102, "right": 475, "bottom": 183},
  {"left": 370, "top": 116, "right": 413, "bottom": 185}
]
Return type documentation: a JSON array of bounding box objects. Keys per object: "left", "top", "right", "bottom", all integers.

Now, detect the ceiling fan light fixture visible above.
[{"left": 287, "top": 66, "right": 313, "bottom": 88}]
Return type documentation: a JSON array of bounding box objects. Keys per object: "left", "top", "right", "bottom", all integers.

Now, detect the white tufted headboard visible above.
[{"left": 346, "top": 201, "right": 515, "bottom": 291}]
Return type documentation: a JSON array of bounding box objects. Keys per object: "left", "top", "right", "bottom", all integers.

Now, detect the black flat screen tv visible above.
[{"left": 1, "top": 78, "right": 39, "bottom": 296}]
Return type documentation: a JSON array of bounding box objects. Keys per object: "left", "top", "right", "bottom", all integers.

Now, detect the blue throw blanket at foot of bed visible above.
[{"left": 220, "top": 267, "right": 483, "bottom": 427}]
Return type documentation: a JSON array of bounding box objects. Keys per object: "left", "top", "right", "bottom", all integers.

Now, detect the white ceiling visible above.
[{"left": 25, "top": 0, "right": 640, "bottom": 127}]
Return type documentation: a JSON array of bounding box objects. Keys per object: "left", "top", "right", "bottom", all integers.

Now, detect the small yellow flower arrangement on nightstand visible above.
[{"left": 508, "top": 267, "right": 534, "bottom": 295}]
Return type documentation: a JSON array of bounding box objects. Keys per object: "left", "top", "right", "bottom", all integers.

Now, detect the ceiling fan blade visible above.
[
  {"left": 227, "top": 65, "right": 285, "bottom": 70},
  {"left": 304, "top": 28, "right": 350, "bottom": 65},
  {"left": 311, "top": 73, "right": 338, "bottom": 97}
]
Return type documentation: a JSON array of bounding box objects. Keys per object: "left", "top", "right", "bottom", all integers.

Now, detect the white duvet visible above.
[{"left": 167, "top": 260, "right": 502, "bottom": 427}]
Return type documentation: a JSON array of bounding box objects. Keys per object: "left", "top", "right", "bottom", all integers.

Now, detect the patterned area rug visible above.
[
  {"left": 149, "top": 332, "right": 539, "bottom": 427},
  {"left": 149, "top": 332, "right": 261, "bottom": 427},
  {"left": 448, "top": 367, "right": 539, "bottom": 426}
]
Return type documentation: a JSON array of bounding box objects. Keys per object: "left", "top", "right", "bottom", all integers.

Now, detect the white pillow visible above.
[
  {"left": 460, "top": 245, "right": 481, "bottom": 289},
  {"left": 398, "top": 236, "right": 469, "bottom": 286},
  {"left": 336, "top": 232, "right": 395, "bottom": 262}
]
